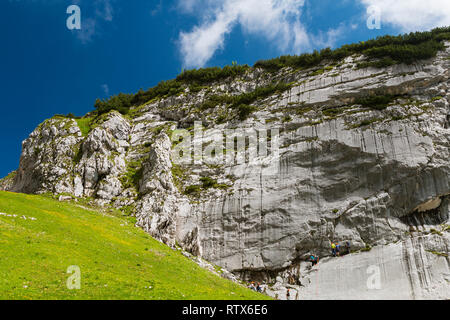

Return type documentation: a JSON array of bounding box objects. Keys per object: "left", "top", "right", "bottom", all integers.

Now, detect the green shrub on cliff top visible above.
[
  {"left": 176, "top": 65, "right": 249, "bottom": 85},
  {"left": 254, "top": 26, "right": 450, "bottom": 72},
  {"left": 94, "top": 65, "right": 249, "bottom": 116},
  {"left": 92, "top": 27, "right": 450, "bottom": 116}
]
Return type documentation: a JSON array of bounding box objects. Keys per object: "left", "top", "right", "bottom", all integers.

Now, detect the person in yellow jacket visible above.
[{"left": 331, "top": 242, "right": 336, "bottom": 257}]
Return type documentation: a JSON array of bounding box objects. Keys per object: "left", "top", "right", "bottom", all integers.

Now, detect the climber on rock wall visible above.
[
  {"left": 331, "top": 242, "right": 336, "bottom": 257},
  {"left": 310, "top": 254, "right": 319, "bottom": 266}
]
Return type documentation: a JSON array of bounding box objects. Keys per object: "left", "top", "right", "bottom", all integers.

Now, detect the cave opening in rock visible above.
[{"left": 400, "top": 195, "right": 449, "bottom": 227}]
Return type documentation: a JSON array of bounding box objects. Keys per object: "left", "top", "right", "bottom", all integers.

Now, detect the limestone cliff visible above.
[{"left": 3, "top": 41, "right": 450, "bottom": 300}]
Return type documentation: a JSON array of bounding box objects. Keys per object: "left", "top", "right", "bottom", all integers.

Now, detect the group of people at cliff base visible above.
[
  {"left": 331, "top": 240, "right": 351, "bottom": 257},
  {"left": 309, "top": 254, "right": 319, "bottom": 266},
  {"left": 308, "top": 240, "right": 351, "bottom": 267},
  {"left": 249, "top": 240, "right": 353, "bottom": 297},
  {"left": 249, "top": 282, "right": 263, "bottom": 293}
]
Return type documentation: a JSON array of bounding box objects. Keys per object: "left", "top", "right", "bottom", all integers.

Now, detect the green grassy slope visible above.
[{"left": 0, "top": 191, "right": 268, "bottom": 300}]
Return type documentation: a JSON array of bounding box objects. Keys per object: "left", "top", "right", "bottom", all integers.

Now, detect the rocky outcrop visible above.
[
  {"left": 0, "top": 171, "right": 16, "bottom": 191},
  {"left": 3, "top": 42, "right": 450, "bottom": 299}
]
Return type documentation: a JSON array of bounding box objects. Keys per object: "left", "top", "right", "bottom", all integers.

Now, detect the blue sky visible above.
[{"left": 1, "top": 0, "right": 449, "bottom": 177}]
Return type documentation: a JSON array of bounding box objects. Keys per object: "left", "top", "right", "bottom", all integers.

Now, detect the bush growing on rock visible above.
[
  {"left": 94, "top": 93, "right": 134, "bottom": 115},
  {"left": 176, "top": 65, "right": 249, "bottom": 85},
  {"left": 183, "top": 177, "right": 230, "bottom": 196},
  {"left": 92, "top": 27, "right": 450, "bottom": 117},
  {"left": 254, "top": 26, "right": 450, "bottom": 72},
  {"left": 197, "top": 82, "right": 291, "bottom": 119},
  {"left": 355, "top": 94, "right": 399, "bottom": 110},
  {"left": 94, "top": 65, "right": 250, "bottom": 116},
  {"left": 237, "top": 104, "right": 257, "bottom": 120}
]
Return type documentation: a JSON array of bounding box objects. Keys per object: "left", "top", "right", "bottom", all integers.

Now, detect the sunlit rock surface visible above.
[{"left": 3, "top": 42, "right": 450, "bottom": 299}]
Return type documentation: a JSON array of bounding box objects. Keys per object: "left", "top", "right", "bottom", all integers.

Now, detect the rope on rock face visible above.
[
  {"left": 315, "top": 259, "right": 320, "bottom": 298},
  {"left": 315, "top": 219, "right": 325, "bottom": 298}
]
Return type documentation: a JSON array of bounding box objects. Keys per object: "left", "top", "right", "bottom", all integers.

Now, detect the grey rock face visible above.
[
  {"left": 11, "top": 118, "right": 83, "bottom": 195},
  {"left": 265, "top": 231, "right": 450, "bottom": 300},
  {"left": 3, "top": 43, "right": 450, "bottom": 299},
  {"left": 0, "top": 171, "right": 16, "bottom": 191}
]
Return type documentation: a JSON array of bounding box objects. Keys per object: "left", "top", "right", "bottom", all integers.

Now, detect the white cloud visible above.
[
  {"left": 179, "top": 6, "right": 237, "bottom": 68},
  {"left": 178, "top": 0, "right": 314, "bottom": 68},
  {"left": 360, "top": 0, "right": 450, "bottom": 31},
  {"left": 9, "top": 0, "right": 115, "bottom": 44},
  {"left": 75, "top": 18, "right": 97, "bottom": 44},
  {"left": 151, "top": 0, "right": 163, "bottom": 16},
  {"left": 176, "top": 0, "right": 218, "bottom": 14},
  {"left": 101, "top": 84, "right": 109, "bottom": 96},
  {"left": 310, "top": 24, "right": 347, "bottom": 50},
  {"left": 95, "top": 0, "right": 114, "bottom": 22},
  {"left": 71, "top": 0, "right": 114, "bottom": 44}
]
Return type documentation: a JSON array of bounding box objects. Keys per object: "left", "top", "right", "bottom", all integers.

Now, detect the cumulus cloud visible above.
[
  {"left": 360, "top": 0, "right": 450, "bottom": 31},
  {"left": 178, "top": 0, "right": 315, "bottom": 68}
]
